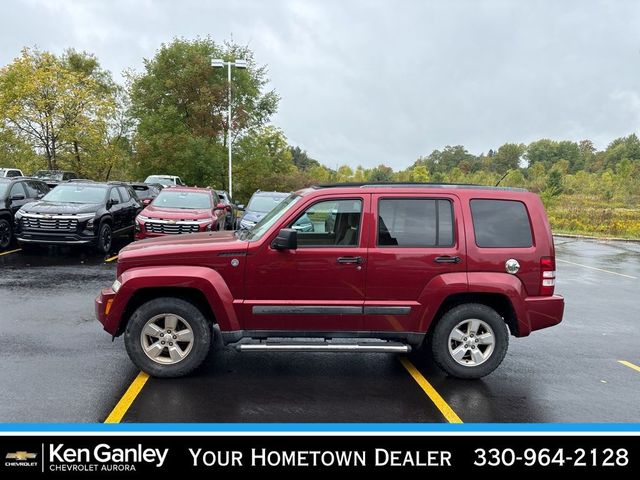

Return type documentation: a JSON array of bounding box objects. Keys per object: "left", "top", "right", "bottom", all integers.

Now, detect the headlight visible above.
[
  {"left": 111, "top": 278, "right": 122, "bottom": 293},
  {"left": 240, "top": 219, "right": 256, "bottom": 229},
  {"left": 194, "top": 218, "right": 213, "bottom": 224},
  {"left": 17, "top": 208, "right": 27, "bottom": 216},
  {"left": 137, "top": 215, "right": 149, "bottom": 222}
]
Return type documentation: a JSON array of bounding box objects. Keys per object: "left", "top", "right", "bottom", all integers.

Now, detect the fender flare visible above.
[
  {"left": 416, "top": 272, "right": 529, "bottom": 335},
  {"left": 109, "top": 265, "right": 240, "bottom": 333}
]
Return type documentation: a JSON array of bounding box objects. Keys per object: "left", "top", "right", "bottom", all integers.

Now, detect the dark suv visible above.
[
  {"left": 16, "top": 181, "right": 141, "bottom": 253},
  {"left": 96, "top": 183, "right": 564, "bottom": 379},
  {"left": 0, "top": 177, "right": 49, "bottom": 250},
  {"left": 32, "top": 170, "right": 78, "bottom": 188}
]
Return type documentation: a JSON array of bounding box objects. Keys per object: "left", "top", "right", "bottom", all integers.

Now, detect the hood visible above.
[
  {"left": 21, "top": 200, "right": 100, "bottom": 215},
  {"left": 118, "top": 230, "right": 248, "bottom": 270},
  {"left": 141, "top": 204, "right": 212, "bottom": 220}
]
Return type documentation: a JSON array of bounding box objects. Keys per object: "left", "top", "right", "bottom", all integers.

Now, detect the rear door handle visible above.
[
  {"left": 337, "top": 256, "right": 363, "bottom": 265},
  {"left": 434, "top": 256, "right": 461, "bottom": 264}
]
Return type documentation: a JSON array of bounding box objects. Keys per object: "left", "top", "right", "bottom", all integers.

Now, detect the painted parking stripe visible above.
[
  {"left": 399, "top": 357, "right": 463, "bottom": 423},
  {"left": 0, "top": 248, "right": 21, "bottom": 256},
  {"left": 618, "top": 360, "right": 640, "bottom": 374},
  {"left": 105, "top": 255, "right": 118, "bottom": 263},
  {"left": 557, "top": 258, "right": 637, "bottom": 279},
  {"left": 104, "top": 371, "right": 149, "bottom": 423}
]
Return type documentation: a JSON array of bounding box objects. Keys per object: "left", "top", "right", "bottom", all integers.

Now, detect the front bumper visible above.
[
  {"left": 17, "top": 231, "right": 96, "bottom": 245},
  {"left": 95, "top": 287, "right": 117, "bottom": 334},
  {"left": 525, "top": 294, "right": 565, "bottom": 333}
]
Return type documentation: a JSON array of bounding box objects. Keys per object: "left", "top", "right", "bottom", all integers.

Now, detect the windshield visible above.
[
  {"left": 145, "top": 176, "right": 175, "bottom": 186},
  {"left": 240, "top": 194, "right": 302, "bottom": 241},
  {"left": 247, "top": 194, "right": 288, "bottom": 213},
  {"left": 43, "top": 185, "right": 107, "bottom": 204},
  {"left": 33, "top": 171, "right": 63, "bottom": 181},
  {"left": 153, "top": 190, "right": 211, "bottom": 209}
]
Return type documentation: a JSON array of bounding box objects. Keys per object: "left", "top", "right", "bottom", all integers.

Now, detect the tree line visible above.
[{"left": 1, "top": 38, "right": 639, "bottom": 208}]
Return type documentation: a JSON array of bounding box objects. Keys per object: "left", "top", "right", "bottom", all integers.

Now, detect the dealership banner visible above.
[{"left": 0, "top": 435, "right": 636, "bottom": 476}]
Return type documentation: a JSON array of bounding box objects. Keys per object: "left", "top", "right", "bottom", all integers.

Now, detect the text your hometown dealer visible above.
[{"left": 50, "top": 444, "right": 168, "bottom": 468}]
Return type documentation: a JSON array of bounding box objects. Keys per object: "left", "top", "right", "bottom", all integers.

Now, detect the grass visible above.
[{"left": 546, "top": 194, "right": 640, "bottom": 240}]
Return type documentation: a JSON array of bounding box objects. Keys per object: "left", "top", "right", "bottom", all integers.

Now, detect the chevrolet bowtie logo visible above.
[{"left": 6, "top": 451, "right": 37, "bottom": 461}]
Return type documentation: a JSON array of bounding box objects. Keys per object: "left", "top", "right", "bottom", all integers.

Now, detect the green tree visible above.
[
  {"left": 492, "top": 143, "right": 524, "bottom": 173},
  {"left": 0, "top": 48, "right": 117, "bottom": 172},
  {"left": 128, "top": 37, "right": 278, "bottom": 187},
  {"left": 290, "top": 146, "right": 319, "bottom": 171},
  {"left": 368, "top": 164, "right": 394, "bottom": 182}
]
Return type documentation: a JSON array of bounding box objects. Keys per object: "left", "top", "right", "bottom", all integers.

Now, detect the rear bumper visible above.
[
  {"left": 523, "top": 294, "right": 564, "bottom": 334},
  {"left": 95, "top": 287, "right": 117, "bottom": 334}
]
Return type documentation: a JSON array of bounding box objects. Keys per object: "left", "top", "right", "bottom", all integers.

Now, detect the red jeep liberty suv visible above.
[{"left": 96, "top": 183, "right": 564, "bottom": 379}]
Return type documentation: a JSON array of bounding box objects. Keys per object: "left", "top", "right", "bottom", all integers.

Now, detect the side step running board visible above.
[{"left": 236, "top": 341, "right": 411, "bottom": 353}]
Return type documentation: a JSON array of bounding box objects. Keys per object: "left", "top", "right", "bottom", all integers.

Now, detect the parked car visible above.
[
  {"left": 96, "top": 182, "right": 564, "bottom": 379},
  {"left": 0, "top": 177, "right": 49, "bottom": 250},
  {"left": 143, "top": 175, "right": 184, "bottom": 187},
  {"left": 215, "top": 190, "right": 237, "bottom": 230},
  {"left": 237, "top": 190, "right": 289, "bottom": 230},
  {"left": 32, "top": 170, "right": 78, "bottom": 188},
  {"left": 134, "top": 186, "right": 226, "bottom": 240},
  {"left": 15, "top": 181, "right": 141, "bottom": 253},
  {"left": 0, "top": 168, "right": 24, "bottom": 178},
  {"left": 129, "top": 182, "right": 162, "bottom": 206}
]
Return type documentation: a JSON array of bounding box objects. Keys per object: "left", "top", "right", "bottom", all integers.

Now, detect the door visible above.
[
  {"left": 243, "top": 195, "right": 370, "bottom": 331},
  {"left": 117, "top": 186, "right": 138, "bottom": 231},
  {"left": 8, "top": 182, "right": 29, "bottom": 215},
  {"left": 364, "top": 194, "right": 466, "bottom": 333},
  {"left": 108, "top": 187, "right": 125, "bottom": 231}
]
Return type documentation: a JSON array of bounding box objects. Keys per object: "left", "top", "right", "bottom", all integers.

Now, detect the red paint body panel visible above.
[{"left": 95, "top": 185, "right": 564, "bottom": 339}]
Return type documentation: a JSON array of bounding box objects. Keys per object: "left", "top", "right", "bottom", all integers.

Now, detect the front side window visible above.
[
  {"left": 378, "top": 198, "right": 454, "bottom": 247},
  {"left": 289, "top": 198, "right": 363, "bottom": 247},
  {"left": 470, "top": 199, "right": 533, "bottom": 248},
  {"left": 117, "top": 186, "right": 130, "bottom": 202},
  {"left": 109, "top": 188, "right": 120, "bottom": 203}
]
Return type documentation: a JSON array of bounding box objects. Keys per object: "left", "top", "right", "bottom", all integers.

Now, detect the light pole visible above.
[{"left": 211, "top": 58, "right": 247, "bottom": 199}]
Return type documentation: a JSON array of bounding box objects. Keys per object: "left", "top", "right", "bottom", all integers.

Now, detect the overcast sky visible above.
[{"left": 2, "top": 0, "right": 640, "bottom": 170}]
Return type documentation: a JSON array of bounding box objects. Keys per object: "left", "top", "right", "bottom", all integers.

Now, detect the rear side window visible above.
[
  {"left": 471, "top": 199, "right": 533, "bottom": 248},
  {"left": 117, "top": 186, "right": 130, "bottom": 201},
  {"left": 378, "top": 198, "right": 454, "bottom": 247}
]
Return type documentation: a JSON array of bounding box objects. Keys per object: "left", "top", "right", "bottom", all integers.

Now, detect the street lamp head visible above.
[
  {"left": 211, "top": 58, "right": 225, "bottom": 68},
  {"left": 234, "top": 59, "right": 248, "bottom": 69}
]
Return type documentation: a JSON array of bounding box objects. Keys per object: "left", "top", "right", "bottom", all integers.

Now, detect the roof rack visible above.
[{"left": 312, "top": 182, "right": 528, "bottom": 192}]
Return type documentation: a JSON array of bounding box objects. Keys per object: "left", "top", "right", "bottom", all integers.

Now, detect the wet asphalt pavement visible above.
[{"left": 0, "top": 237, "right": 638, "bottom": 423}]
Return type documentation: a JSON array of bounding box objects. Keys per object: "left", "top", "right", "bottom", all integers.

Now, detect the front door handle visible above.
[
  {"left": 337, "top": 256, "right": 363, "bottom": 265},
  {"left": 434, "top": 256, "right": 461, "bottom": 264}
]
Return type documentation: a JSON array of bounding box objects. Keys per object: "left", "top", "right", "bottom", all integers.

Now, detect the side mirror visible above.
[
  {"left": 214, "top": 202, "right": 226, "bottom": 210},
  {"left": 107, "top": 199, "right": 119, "bottom": 208},
  {"left": 271, "top": 228, "right": 297, "bottom": 250},
  {"left": 10, "top": 194, "right": 26, "bottom": 202},
  {"left": 142, "top": 198, "right": 152, "bottom": 206},
  {"left": 237, "top": 204, "right": 245, "bottom": 211}
]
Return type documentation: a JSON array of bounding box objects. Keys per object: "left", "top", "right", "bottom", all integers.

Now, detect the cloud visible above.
[{"left": 2, "top": 0, "right": 640, "bottom": 169}]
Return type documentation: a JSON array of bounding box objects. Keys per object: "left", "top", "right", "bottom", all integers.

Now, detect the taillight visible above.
[{"left": 540, "top": 256, "right": 556, "bottom": 296}]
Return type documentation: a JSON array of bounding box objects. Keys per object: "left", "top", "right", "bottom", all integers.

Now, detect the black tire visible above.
[
  {"left": 430, "top": 303, "right": 509, "bottom": 379},
  {"left": 124, "top": 297, "right": 212, "bottom": 378},
  {"left": 96, "top": 221, "right": 112, "bottom": 254},
  {"left": 0, "top": 218, "right": 12, "bottom": 250}
]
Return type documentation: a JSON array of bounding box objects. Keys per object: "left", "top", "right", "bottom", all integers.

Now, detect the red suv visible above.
[
  {"left": 96, "top": 183, "right": 564, "bottom": 379},
  {"left": 135, "top": 186, "right": 227, "bottom": 240}
]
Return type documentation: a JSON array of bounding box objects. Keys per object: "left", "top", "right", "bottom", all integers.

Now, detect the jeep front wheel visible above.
[
  {"left": 124, "top": 297, "right": 212, "bottom": 377},
  {"left": 431, "top": 303, "right": 508, "bottom": 379}
]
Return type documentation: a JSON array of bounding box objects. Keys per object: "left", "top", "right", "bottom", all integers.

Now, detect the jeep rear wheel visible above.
[
  {"left": 124, "top": 297, "right": 212, "bottom": 378},
  {"left": 431, "top": 303, "right": 508, "bottom": 379}
]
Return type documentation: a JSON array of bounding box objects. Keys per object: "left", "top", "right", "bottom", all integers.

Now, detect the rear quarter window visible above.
[{"left": 470, "top": 199, "right": 533, "bottom": 248}]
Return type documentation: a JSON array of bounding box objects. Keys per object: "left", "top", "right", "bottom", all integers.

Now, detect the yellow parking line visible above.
[
  {"left": 399, "top": 357, "right": 463, "bottom": 423},
  {"left": 0, "top": 248, "right": 21, "bottom": 256},
  {"left": 104, "top": 371, "right": 149, "bottom": 423},
  {"left": 618, "top": 360, "right": 640, "bottom": 374},
  {"left": 557, "top": 259, "right": 637, "bottom": 279},
  {"left": 105, "top": 255, "right": 118, "bottom": 263}
]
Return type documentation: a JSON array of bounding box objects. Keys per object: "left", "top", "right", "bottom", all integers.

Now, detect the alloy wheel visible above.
[
  {"left": 447, "top": 318, "right": 495, "bottom": 367},
  {"left": 139, "top": 313, "right": 194, "bottom": 365}
]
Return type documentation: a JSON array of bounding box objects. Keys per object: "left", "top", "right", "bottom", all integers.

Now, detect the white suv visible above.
[
  {"left": 0, "top": 168, "right": 24, "bottom": 178},
  {"left": 143, "top": 175, "right": 184, "bottom": 187}
]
